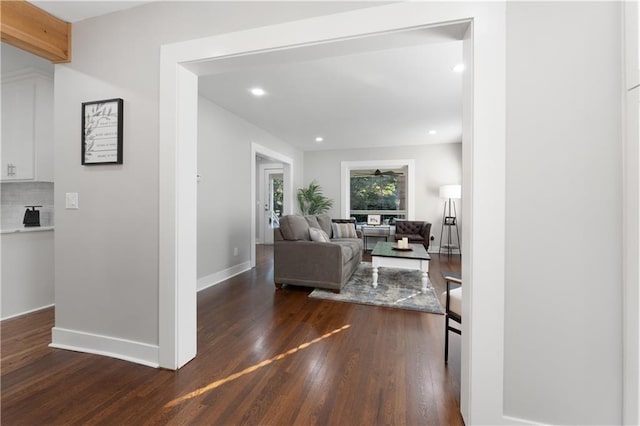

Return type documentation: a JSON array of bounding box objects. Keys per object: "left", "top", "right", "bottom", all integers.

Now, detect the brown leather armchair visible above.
[{"left": 392, "top": 220, "right": 432, "bottom": 250}]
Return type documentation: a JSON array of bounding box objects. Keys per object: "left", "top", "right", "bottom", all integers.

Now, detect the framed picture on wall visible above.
[
  {"left": 81, "top": 98, "right": 123, "bottom": 165},
  {"left": 367, "top": 214, "right": 381, "bottom": 225}
]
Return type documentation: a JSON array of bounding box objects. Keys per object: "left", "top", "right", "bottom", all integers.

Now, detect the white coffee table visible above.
[{"left": 370, "top": 241, "right": 431, "bottom": 293}]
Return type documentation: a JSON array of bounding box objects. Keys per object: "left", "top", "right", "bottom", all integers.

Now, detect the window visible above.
[
  {"left": 341, "top": 160, "right": 415, "bottom": 222},
  {"left": 270, "top": 174, "right": 284, "bottom": 218},
  {"left": 349, "top": 167, "right": 407, "bottom": 224}
]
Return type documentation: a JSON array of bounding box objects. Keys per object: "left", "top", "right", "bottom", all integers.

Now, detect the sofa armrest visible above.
[{"left": 421, "top": 222, "right": 432, "bottom": 239}]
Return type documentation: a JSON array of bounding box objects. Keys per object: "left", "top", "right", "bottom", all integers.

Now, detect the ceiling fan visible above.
[
  {"left": 351, "top": 169, "right": 405, "bottom": 177},
  {"left": 375, "top": 169, "right": 401, "bottom": 176}
]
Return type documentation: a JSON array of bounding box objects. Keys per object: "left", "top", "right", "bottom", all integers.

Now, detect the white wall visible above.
[
  {"left": 303, "top": 143, "right": 461, "bottom": 249},
  {"left": 504, "top": 2, "right": 622, "bottom": 424},
  {"left": 52, "top": 2, "right": 376, "bottom": 360},
  {"left": 197, "top": 96, "right": 302, "bottom": 289}
]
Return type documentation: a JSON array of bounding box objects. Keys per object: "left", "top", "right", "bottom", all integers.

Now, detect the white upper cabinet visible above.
[
  {"left": 625, "top": 1, "right": 640, "bottom": 90},
  {"left": 1, "top": 70, "right": 54, "bottom": 182},
  {"left": 2, "top": 77, "right": 35, "bottom": 180}
]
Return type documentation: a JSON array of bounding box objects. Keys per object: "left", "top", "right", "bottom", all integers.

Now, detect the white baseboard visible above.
[
  {"left": 197, "top": 261, "right": 252, "bottom": 292},
  {"left": 1, "top": 303, "right": 55, "bottom": 321},
  {"left": 50, "top": 327, "right": 159, "bottom": 368}
]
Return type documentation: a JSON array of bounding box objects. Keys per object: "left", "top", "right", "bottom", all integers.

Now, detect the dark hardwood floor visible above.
[{"left": 1, "top": 246, "right": 462, "bottom": 425}]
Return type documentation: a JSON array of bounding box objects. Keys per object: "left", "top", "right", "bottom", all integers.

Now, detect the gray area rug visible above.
[{"left": 309, "top": 262, "right": 444, "bottom": 314}]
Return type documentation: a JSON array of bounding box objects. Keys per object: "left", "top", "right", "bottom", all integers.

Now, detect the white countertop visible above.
[{"left": 1, "top": 226, "right": 54, "bottom": 234}]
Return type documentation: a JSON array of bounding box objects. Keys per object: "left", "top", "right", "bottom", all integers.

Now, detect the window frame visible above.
[{"left": 341, "top": 159, "right": 415, "bottom": 221}]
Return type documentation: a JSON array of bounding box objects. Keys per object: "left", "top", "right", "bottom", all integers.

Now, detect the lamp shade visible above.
[{"left": 439, "top": 184, "right": 461, "bottom": 199}]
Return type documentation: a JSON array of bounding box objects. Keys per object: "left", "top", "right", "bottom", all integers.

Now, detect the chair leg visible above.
[{"left": 444, "top": 315, "right": 449, "bottom": 364}]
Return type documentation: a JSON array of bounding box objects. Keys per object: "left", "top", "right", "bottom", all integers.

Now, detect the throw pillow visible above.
[
  {"left": 331, "top": 222, "right": 357, "bottom": 239},
  {"left": 309, "top": 227, "right": 331, "bottom": 243}
]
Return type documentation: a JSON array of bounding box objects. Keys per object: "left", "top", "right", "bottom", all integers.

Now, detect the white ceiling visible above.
[
  {"left": 30, "top": 1, "right": 149, "bottom": 23},
  {"left": 25, "top": 1, "right": 464, "bottom": 152},
  {"left": 197, "top": 25, "right": 464, "bottom": 152}
]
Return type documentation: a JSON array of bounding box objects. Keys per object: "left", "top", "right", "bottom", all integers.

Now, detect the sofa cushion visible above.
[
  {"left": 316, "top": 214, "right": 333, "bottom": 237},
  {"left": 331, "top": 222, "right": 357, "bottom": 239},
  {"left": 279, "top": 215, "right": 311, "bottom": 241},
  {"left": 331, "top": 238, "right": 363, "bottom": 263},
  {"left": 309, "top": 227, "right": 331, "bottom": 243}
]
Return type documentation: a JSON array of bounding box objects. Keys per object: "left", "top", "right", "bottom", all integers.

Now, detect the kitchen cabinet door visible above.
[{"left": 1, "top": 78, "right": 35, "bottom": 181}]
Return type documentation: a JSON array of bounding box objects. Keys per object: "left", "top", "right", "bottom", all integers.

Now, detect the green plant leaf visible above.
[{"left": 297, "top": 181, "right": 333, "bottom": 215}]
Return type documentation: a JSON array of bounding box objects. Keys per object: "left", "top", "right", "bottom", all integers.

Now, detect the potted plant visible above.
[{"left": 297, "top": 181, "right": 333, "bottom": 215}]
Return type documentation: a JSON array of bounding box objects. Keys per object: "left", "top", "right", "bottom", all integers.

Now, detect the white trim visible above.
[
  {"left": 160, "top": 4, "right": 505, "bottom": 424},
  {"left": 197, "top": 261, "right": 251, "bottom": 292},
  {"left": 1, "top": 303, "right": 54, "bottom": 321},
  {"left": 50, "top": 327, "right": 159, "bottom": 368},
  {"left": 158, "top": 51, "right": 178, "bottom": 370},
  {"left": 341, "top": 159, "right": 416, "bottom": 220},
  {"left": 158, "top": 61, "right": 199, "bottom": 370},
  {"left": 623, "top": 85, "right": 640, "bottom": 423}
]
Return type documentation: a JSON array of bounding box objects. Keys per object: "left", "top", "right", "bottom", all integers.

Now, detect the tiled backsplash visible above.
[{"left": 1, "top": 182, "right": 54, "bottom": 229}]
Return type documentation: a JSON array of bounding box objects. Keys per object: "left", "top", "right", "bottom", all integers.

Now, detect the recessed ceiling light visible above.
[
  {"left": 453, "top": 63, "right": 465, "bottom": 73},
  {"left": 250, "top": 87, "right": 266, "bottom": 97},
  {"left": 315, "top": 137, "right": 324, "bottom": 143},
  {"left": 428, "top": 130, "right": 437, "bottom": 135}
]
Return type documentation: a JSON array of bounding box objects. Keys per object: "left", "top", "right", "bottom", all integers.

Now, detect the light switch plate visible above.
[{"left": 65, "top": 192, "right": 78, "bottom": 209}]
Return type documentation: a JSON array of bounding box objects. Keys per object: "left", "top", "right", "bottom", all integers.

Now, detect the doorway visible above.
[
  {"left": 256, "top": 159, "right": 285, "bottom": 245},
  {"left": 261, "top": 166, "right": 283, "bottom": 245},
  {"left": 160, "top": 4, "right": 508, "bottom": 423},
  {"left": 249, "top": 143, "right": 294, "bottom": 268}
]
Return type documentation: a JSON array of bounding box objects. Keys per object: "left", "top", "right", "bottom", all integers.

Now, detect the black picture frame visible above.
[
  {"left": 444, "top": 216, "right": 457, "bottom": 225},
  {"left": 81, "top": 98, "right": 123, "bottom": 165}
]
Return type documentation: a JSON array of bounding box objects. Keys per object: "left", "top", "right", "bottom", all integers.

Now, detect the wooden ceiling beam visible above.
[{"left": 1, "top": 0, "right": 71, "bottom": 63}]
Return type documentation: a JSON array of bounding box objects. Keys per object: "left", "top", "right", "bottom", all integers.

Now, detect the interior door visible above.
[{"left": 263, "top": 168, "right": 283, "bottom": 244}]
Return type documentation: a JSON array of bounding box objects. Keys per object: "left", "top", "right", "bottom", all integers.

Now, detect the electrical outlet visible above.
[{"left": 233, "top": 247, "right": 238, "bottom": 256}]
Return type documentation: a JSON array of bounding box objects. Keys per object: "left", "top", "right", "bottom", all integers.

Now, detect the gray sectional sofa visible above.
[{"left": 274, "top": 214, "right": 363, "bottom": 292}]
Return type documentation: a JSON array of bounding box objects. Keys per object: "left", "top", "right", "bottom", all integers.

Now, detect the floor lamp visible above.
[{"left": 439, "top": 185, "right": 461, "bottom": 258}]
